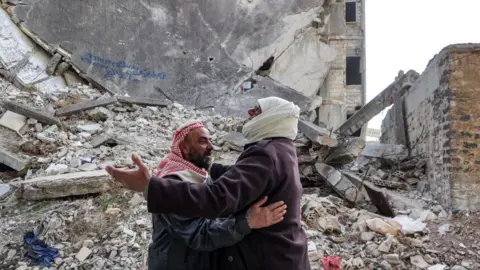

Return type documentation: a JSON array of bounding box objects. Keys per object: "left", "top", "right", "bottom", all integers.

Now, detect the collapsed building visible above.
[
  {"left": 381, "top": 44, "right": 480, "bottom": 211},
  {"left": 0, "top": 0, "right": 366, "bottom": 129},
  {"left": 1, "top": 0, "right": 480, "bottom": 269}
]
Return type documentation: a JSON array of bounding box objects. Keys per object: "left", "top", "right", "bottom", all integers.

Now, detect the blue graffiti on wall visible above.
[{"left": 81, "top": 53, "right": 167, "bottom": 84}]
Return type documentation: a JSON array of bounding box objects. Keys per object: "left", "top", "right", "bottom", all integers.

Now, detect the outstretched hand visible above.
[
  {"left": 247, "top": 196, "right": 287, "bottom": 229},
  {"left": 105, "top": 154, "right": 151, "bottom": 192}
]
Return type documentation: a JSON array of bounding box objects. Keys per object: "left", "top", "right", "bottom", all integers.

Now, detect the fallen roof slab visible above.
[
  {"left": 10, "top": 0, "right": 323, "bottom": 111},
  {"left": 336, "top": 70, "right": 419, "bottom": 136}
]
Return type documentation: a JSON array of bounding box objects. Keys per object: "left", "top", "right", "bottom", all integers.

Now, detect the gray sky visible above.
[{"left": 365, "top": 0, "right": 480, "bottom": 131}]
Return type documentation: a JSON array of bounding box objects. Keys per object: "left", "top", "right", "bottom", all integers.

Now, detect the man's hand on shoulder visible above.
[
  {"left": 246, "top": 196, "right": 287, "bottom": 229},
  {"left": 106, "top": 154, "right": 151, "bottom": 192}
]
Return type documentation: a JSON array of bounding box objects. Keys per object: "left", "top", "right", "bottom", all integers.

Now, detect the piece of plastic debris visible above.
[
  {"left": 427, "top": 264, "right": 447, "bottom": 270},
  {"left": 321, "top": 256, "right": 342, "bottom": 270},
  {"left": 438, "top": 223, "right": 450, "bottom": 235},
  {"left": 392, "top": 215, "right": 426, "bottom": 234},
  {"left": 23, "top": 231, "right": 60, "bottom": 267},
  {"left": 307, "top": 241, "right": 317, "bottom": 252}
]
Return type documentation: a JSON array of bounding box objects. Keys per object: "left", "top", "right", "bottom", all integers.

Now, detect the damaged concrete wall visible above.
[
  {"left": 381, "top": 44, "right": 480, "bottom": 211},
  {"left": 3, "top": 0, "right": 332, "bottom": 114}
]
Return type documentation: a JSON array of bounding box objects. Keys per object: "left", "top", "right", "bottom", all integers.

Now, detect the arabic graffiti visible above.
[{"left": 81, "top": 53, "right": 167, "bottom": 84}]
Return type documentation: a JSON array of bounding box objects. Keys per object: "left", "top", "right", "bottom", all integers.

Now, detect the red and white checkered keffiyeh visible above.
[{"left": 155, "top": 121, "right": 208, "bottom": 178}]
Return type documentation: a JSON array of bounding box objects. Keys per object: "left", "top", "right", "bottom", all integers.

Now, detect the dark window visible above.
[
  {"left": 346, "top": 56, "right": 362, "bottom": 85},
  {"left": 346, "top": 2, "right": 357, "bottom": 22}
]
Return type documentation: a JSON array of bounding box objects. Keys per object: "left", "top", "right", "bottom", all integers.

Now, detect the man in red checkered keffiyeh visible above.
[{"left": 155, "top": 120, "right": 212, "bottom": 179}]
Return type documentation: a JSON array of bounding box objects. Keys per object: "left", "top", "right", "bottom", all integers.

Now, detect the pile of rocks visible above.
[{"left": 302, "top": 194, "right": 480, "bottom": 270}]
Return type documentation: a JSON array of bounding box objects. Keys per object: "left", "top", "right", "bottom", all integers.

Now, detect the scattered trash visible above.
[
  {"left": 438, "top": 224, "right": 450, "bottom": 235},
  {"left": 392, "top": 215, "right": 426, "bottom": 234},
  {"left": 427, "top": 264, "right": 447, "bottom": 270},
  {"left": 23, "top": 231, "right": 60, "bottom": 267}
]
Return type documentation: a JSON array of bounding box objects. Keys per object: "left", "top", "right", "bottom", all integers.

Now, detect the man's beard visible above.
[{"left": 187, "top": 151, "right": 212, "bottom": 170}]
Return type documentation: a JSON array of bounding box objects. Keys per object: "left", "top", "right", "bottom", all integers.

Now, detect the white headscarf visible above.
[{"left": 242, "top": 97, "right": 300, "bottom": 143}]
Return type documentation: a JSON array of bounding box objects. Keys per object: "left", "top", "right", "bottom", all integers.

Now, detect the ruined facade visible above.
[
  {"left": 381, "top": 44, "right": 480, "bottom": 211},
  {"left": 318, "top": 0, "right": 366, "bottom": 132},
  {"left": 0, "top": 0, "right": 365, "bottom": 129}
]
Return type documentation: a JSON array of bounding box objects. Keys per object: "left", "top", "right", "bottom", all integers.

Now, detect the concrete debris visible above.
[
  {"left": 0, "top": 111, "right": 27, "bottom": 133},
  {"left": 55, "top": 97, "right": 118, "bottom": 117},
  {"left": 324, "top": 137, "right": 365, "bottom": 166},
  {"left": 2, "top": 100, "right": 62, "bottom": 126},
  {"left": 0, "top": 145, "right": 31, "bottom": 171},
  {"left": 360, "top": 143, "right": 409, "bottom": 163},
  {"left": 11, "top": 170, "right": 119, "bottom": 200},
  {"left": 314, "top": 163, "right": 362, "bottom": 203},
  {"left": 298, "top": 119, "right": 338, "bottom": 147}
]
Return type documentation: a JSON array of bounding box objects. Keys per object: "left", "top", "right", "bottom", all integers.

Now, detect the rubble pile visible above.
[
  {"left": 355, "top": 154, "right": 428, "bottom": 192},
  {"left": 0, "top": 77, "right": 479, "bottom": 270},
  {"left": 302, "top": 194, "right": 480, "bottom": 270}
]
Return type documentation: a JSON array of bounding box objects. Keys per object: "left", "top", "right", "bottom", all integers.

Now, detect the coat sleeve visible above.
[
  {"left": 158, "top": 213, "right": 251, "bottom": 251},
  {"left": 209, "top": 163, "right": 233, "bottom": 180},
  {"left": 146, "top": 145, "right": 273, "bottom": 218}
]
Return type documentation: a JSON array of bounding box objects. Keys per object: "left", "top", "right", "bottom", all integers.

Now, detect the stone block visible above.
[{"left": 12, "top": 170, "right": 120, "bottom": 200}]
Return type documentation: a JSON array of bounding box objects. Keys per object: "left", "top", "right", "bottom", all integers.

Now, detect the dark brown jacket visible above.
[{"left": 146, "top": 138, "right": 311, "bottom": 270}]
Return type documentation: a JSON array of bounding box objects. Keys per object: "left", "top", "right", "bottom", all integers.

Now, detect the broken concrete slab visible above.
[
  {"left": 269, "top": 29, "right": 336, "bottom": 98},
  {"left": 11, "top": 0, "right": 325, "bottom": 111},
  {"left": 15, "top": 49, "right": 50, "bottom": 85},
  {"left": 12, "top": 170, "right": 120, "bottom": 200},
  {"left": 0, "top": 111, "right": 27, "bottom": 133},
  {"left": 314, "top": 163, "right": 361, "bottom": 203},
  {"left": 336, "top": 70, "right": 420, "bottom": 136},
  {"left": 117, "top": 96, "right": 169, "bottom": 107},
  {"left": 2, "top": 100, "right": 62, "bottom": 126},
  {"left": 0, "top": 8, "right": 36, "bottom": 69},
  {"left": 325, "top": 137, "right": 365, "bottom": 166},
  {"left": 343, "top": 171, "right": 395, "bottom": 217},
  {"left": 215, "top": 76, "right": 312, "bottom": 117},
  {"left": 32, "top": 75, "right": 68, "bottom": 95},
  {"left": 298, "top": 119, "right": 337, "bottom": 147},
  {"left": 0, "top": 146, "right": 31, "bottom": 171},
  {"left": 361, "top": 143, "right": 409, "bottom": 163},
  {"left": 55, "top": 97, "right": 118, "bottom": 117}
]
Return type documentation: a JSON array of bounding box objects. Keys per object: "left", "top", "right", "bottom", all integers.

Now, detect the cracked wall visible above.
[{"left": 381, "top": 44, "right": 480, "bottom": 211}]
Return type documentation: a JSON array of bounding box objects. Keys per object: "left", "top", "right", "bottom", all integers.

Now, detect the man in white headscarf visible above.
[{"left": 106, "top": 97, "right": 311, "bottom": 270}]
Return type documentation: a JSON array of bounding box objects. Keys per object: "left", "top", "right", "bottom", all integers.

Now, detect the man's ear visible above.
[{"left": 178, "top": 140, "right": 189, "bottom": 158}]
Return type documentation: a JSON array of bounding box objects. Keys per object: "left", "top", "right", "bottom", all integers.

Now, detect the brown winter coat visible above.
[{"left": 146, "top": 137, "right": 311, "bottom": 270}]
